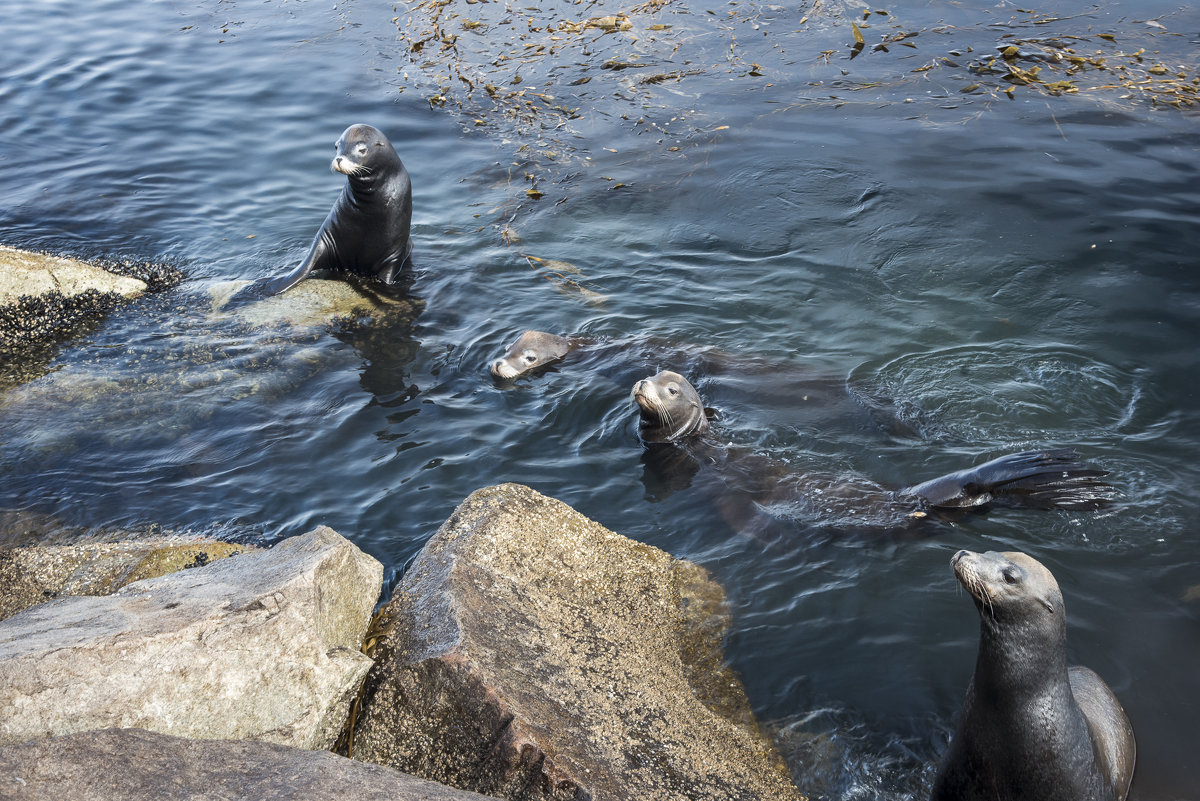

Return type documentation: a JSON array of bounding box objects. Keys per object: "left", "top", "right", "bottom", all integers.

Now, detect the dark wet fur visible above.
[{"left": 901, "top": 448, "right": 1112, "bottom": 512}]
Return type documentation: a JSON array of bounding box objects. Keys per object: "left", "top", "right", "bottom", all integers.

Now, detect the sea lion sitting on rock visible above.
[
  {"left": 225, "top": 124, "right": 413, "bottom": 308},
  {"left": 932, "top": 550, "right": 1135, "bottom": 801},
  {"left": 629, "top": 370, "right": 1113, "bottom": 519}
]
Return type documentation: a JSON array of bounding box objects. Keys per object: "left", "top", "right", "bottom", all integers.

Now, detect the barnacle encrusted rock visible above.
[{"left": 352, "top": 483, "right": 804, "bottom": 801}]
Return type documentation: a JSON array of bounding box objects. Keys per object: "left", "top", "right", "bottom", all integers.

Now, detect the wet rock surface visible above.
[
  {"left": 0, "top": 245, "right": 184, "bottom": 383},
  {"left": 0, "top": 246, "right": 146, "bottom": 355},
  {"left": 352, "top": 483, "right": 803, "bottom": 801},
  {"left": 0, "top": 526, "right": 382, "bottom": 750},
  {"left": 0, "top": 728, "right": 503, "bottom": 801},
  {"left": 0, "top": 245, "right": 147, "bottom": 304},
  {"left": 207, "top": 277, "right": 410, "bottom": 328}
]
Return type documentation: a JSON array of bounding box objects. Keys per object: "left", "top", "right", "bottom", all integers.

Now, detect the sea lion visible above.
[
  {"left": 490, "top": 330, "right": 575, "bottom": 379},
  {"left": 631, "top": 370, "right": 711, "bottom": 443},
  {"left": 226, "top": 124, "right": 413, "bottom": 307},
  {"left": 629, "top": 370, "right": 1113, "bottom": 518},
  {"left": 932, "top": 550, "right": 1135, "bottom": 801}
]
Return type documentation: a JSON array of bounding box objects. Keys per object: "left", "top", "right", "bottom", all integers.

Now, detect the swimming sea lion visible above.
[
  {"left": 631, "top": 370, "right": 710, "bottom": 443},
  {"left": 629, "top": 370, "right": 1112, "bottom": 517},
  {"left": 226, "top": 124, "right": 413, "bottom": 307},
  {"left": 932, "top": 550, "right": 1135, "bottom": 801},
  {"left": 490, "top": 330, "right": 575, "bottom": 379}
]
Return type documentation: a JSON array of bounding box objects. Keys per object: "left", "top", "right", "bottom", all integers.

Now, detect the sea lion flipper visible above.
[
  {"left": 219, "top": 253, "right": 320, "bottom": 311},
  {"left": 1069, "top": 665, "right": 1137, "bottom": 799},
  {"left": 223, "top": 223, "right": 338, "bottom": 310},
  {"left": 902, "top": 448, "right": 1113, "bottom": 511}
]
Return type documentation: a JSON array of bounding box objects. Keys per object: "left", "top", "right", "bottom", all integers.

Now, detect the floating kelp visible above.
[
  {"left": 821, "top": 3, "right": 1197, "bottom": 109},
  {"left": 525, "top": 255, "right": 608, "bottom": 306},
  {"left": 387, "top": 0, "right": 777, "bottom": 219},
  {"left": 386, "top": 0, "right": 1196, "bottom": 235}
]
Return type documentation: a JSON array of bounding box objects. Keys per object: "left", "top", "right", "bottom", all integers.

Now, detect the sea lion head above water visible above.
[
  {"left": 933, "top": 549, "right": 1136, "bottom": 801},
  {"left": 631, "top": 370, "right": 710, "bottom": 444},
  {"left": 490, "top": 330, "right": 573, "bottom": 380},
  {"left": 331, "top": 124, "right": 403, "bottom": 182},
  {"left": 952, "top": 549, "right": 1063, "bottom": 623}
]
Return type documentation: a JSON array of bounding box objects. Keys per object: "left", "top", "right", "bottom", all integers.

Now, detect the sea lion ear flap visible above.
[{"left": 1040, "top": 595, "right": 1056, "bottom": 614}]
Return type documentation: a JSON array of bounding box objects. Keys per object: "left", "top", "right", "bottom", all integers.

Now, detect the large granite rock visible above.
[
  {"left": 0, "top": 728, "right": 501, "bottom": 801},
  {"left": 352, "top": 483, "right": 803, "bottom": 801},
  {"left": 0, "top": 526, "right": 382, "bottom": 750},
  {"left": 0, "top": 537, "right": 253, "bottom": 622}
]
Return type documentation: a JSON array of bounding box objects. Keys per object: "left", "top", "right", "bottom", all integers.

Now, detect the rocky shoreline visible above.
[
  {"left": 0, "top": 245, "right": 806, "bottom": 798},
  {"left": 0, "top": 484, "right": 807, "bottom": 800}
]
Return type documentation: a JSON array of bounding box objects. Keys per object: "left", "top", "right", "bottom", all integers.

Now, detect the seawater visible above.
[{"left": 0, "top": 1, "right": 1197, "bottom": 798}]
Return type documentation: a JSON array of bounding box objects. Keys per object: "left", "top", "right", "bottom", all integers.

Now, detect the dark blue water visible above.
[{"left": 1, "top": 1, "right": 1197, "bottom": 798}]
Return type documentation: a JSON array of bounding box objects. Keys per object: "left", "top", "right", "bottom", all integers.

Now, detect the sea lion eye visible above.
[
  {"left": 668, "top": 387, "right": 679, "bottom": 396},
  {"left": 1002, "top": 567, "right": 1020, "bottom": 585},
  {"left": 523, "top": 353, "right": 537, "bottom": 363},
  {"left": 355, "top": 143, "right": 368, "bottom": 156}
]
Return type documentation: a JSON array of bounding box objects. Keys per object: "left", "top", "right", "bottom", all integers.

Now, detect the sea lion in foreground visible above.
[
  {"left": 932, "top": 550, "right": 1135, "bottom": 801},
  {"left": 226, "top": 124, "right": 413, "bottom": 307},
  {"left": 631, "top": 369, "right": 710, "bottom": 443},
  {"left": 630, "top": 370, "right": 1113, "bottom": 517}
]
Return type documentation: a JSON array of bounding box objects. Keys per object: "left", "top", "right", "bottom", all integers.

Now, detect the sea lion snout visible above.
[
  {"left": 490, "top": 358, "right": 516, "bottom": 380},
  {"left": 331, "top": 154, "right": 365, "bottom": 176}
]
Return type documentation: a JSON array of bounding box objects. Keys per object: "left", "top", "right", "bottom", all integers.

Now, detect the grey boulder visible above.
[
  {"left": 351, "top": 483, "right": 803, "bottom": 801},
  {"left": 0, "top": 537, "right": 253, "bottom": 622},
  {"left": 0, "top": 727, "right": 501, "bottom": 800},
  {"left": 0, "top": 526, "right": 382, "bottom": 750}
]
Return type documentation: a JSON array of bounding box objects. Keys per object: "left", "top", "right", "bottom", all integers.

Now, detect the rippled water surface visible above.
[{"left": 1, "top": 1, "right": 1198, "bottom": 798}]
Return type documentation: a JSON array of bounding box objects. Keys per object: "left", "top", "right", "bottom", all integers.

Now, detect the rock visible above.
[
  {"left": 0, "top": 728, "right": 502, "bottom": 801},
  {"left": 0, "top": 537, "right": 254, "bottom": 622},
  {"left": 206, "top": 278, "right": 410, "bottom": 328},
  {"left": 0, "top": 246, "right": 150, "bottom": 356},
  {"left": 0, "top": 526, "right": 383, "bottom": 750},
  {"left": 0, "top": 245, "right": 146, "bottom": 304},
  {"left": 351, "top": 483, "right": 803, "bottom": 801}
]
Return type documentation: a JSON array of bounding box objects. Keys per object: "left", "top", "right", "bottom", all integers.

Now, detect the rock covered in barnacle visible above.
[{"left": 351, "top": 482, "right": 804, "bottom": 801}]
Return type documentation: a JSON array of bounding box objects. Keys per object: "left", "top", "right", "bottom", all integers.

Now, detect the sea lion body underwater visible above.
[
  {"left": 932, "top": 550, "right": 1135, "bottom": 801},
  {"left": 226, "top": 124, "right": 413, "bottom": 306},
  {"left": 629, "top": 370, "right": 1113, "bottom": 518}
]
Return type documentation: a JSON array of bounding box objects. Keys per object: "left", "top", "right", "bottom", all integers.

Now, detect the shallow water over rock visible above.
[{"left": 0, "top": 1, "right": 1197, "bottom": 797}]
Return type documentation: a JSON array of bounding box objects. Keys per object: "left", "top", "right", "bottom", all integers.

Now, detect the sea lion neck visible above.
[{"left": 973, "top": 612, "right": 1070, "bottom": 699}]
